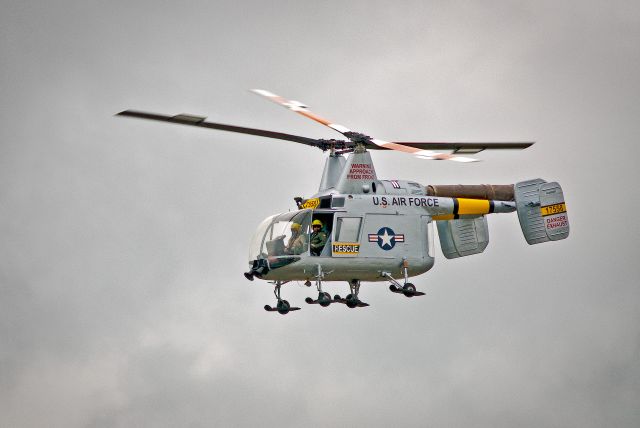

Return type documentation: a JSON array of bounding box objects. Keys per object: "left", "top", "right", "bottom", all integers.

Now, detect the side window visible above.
[
  {"left": 335, "top": 217, "right": 362, "bottom": 242},
  {"left": 331, "top": 197, "right": 345, "bottom": 208}
]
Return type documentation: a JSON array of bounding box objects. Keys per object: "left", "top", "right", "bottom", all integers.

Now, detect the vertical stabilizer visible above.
[{"left": 515, "top": 179, "right": 569, "bottom": 244}]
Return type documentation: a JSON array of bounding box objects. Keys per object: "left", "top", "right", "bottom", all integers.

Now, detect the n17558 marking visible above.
[
  {"left": 300, "top": 198, "right": 320, "bottom": 209},
  {"left": 540, "top": 202, "right": 566, "bottom": 216}
]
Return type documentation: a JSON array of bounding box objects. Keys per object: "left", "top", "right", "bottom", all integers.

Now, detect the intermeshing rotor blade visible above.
[
  {"left": 251, "top": 89, "right": 496, "bottom": 162},
  {"left": 116, "top": 110, "right": 321, "bottom": 148},
  {"left": 368, "top": 140, "right": 478, "bottom": 162},
  {"left": 389, "top": 141, "right": 534, "bottom": 153},
  {"left": 120, "top": 94, "right": 534, "bottom": 163},
  {"left": 378, "top": 141, "right": 534, "bottom": 162},
  {"left": 251, "top": 89, "right": 353, "bottom": 136}
]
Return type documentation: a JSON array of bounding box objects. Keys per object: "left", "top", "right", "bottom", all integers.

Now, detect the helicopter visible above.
[{"left": 117, "top": 89, "right": 569, "bottom": 315}]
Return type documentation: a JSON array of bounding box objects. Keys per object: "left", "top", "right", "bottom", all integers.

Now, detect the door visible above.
[{"left": 331, "top": 215, "right": 363, "bottom": 257}]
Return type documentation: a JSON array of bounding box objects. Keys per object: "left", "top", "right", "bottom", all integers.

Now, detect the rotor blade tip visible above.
[
  {"left": 452, "top": 157, "right": 480, "bottom": 163},
  {"left": 251, "top": 89, "right": 275, "bottom": 97}
]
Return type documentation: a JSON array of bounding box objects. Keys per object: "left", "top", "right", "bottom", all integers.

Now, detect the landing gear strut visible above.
[
  {"left": 305, "top": 265, "right": 334, "bottom": 307},
  {"left": 264, "top": 281, "right": 301, "bottom": 315},
  {"left": 384, "top": 258, "right": 425, "bottom": 298},
  {"left": 334, "top": 279, "right": 369, "bottom": 308}
]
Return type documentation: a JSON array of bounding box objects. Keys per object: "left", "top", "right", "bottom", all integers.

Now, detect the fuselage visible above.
[
  {"left": 247, "top": 190, "right": 515, "bottom": 282},
  {"left": 248, "top": 193, "right": 437, "bottom": 282},
  {"left": 246, "top": 149, "right": 516, "bottom": 284}
]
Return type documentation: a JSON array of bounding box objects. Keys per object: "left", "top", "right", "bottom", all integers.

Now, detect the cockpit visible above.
[
  {"left": 249, "top": 210, "right": 312, "bottom": 264},
  {"left": 246, "top": 207, "right": 337, "bottom": 279}
]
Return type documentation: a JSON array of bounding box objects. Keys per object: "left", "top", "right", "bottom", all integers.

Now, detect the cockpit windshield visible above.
[{"left": 248, "top": 210, "right": 312, "bottom": 261}]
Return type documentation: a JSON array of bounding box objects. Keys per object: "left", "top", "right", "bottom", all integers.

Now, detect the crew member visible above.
[
  {"left": 310, "top": 219, "right": 327, "bottom": 256},
  {"left": 285, "top": 223, "right": 305, "bottom": 255}
]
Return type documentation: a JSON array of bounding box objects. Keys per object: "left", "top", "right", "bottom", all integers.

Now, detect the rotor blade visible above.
[
  {"left": 365, "top": 139, "right": 478, "bottom": 162},
  {"left": 387, "top": 141, "right": 534, "bottom": 153},
  {"left": 116, "top": 110, "right": 321, "bottom": 147},
  {"left": 250, "top": 89, "right": 496, "bottom": 161},
  {"left": 368, "top": 140, "right": 533, "bottom": 162},
  {"left": 251, "top": 89, "right": 353, "bottom": 137},
  {"left": 415, "top": 152, "right": 479, "bottom": 162}
]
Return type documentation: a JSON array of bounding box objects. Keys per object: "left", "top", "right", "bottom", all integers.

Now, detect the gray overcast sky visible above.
[{"left": 1, "top": 1, "right": 639, "bottom": 427}]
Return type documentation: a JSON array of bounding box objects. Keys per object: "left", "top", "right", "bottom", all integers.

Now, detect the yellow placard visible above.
[
  {"left": 332, "top": 242, "right": 360, "bottom": 255},
  {"left": 300, "top": 198, "right": 320, "bottom": 210},
  {"left": 540, "top": 202, "right": 567, "bottom": 216}
]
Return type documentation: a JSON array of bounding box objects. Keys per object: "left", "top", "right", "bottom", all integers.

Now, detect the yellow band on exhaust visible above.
[{"left": 457, "top": 198, "right": 490, "bottom": 215}]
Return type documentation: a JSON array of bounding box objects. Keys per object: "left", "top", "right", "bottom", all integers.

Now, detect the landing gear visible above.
[
  {"left": 387, "top": 279, "right": 424, "bottom": 297},
  {"left": 264, "top": 281, "right": 301, "bottom": 315},
  {"left": 319, "top": 292, "right": 332, "bottom": 306},
  {"left": 401, "top": 283, "right": 417, "bottom": 297},
  {"left": 306, "top": 291, "right": 332, "bottom": 307},
  {"left": 305, "top": 265, "right": 335, "bottom": 307},
  {"left": 334, "top": 279, "right": 369, "bottom": 308},
  {"left": 276, "top": 299, "right": 291, "bottom": 314},
  {"left": 384, "top": 258, "right": 425, "bottom": 298}
]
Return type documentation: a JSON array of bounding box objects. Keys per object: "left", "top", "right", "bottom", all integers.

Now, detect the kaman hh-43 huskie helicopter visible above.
[{"left": 118, "top": 89, "right": 569, "bottom": 314}]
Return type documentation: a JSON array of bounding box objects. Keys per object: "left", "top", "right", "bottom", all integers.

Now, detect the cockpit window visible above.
[
  {"left": 249, "top": 210, "right": 312, "bottom": 261},
  {"left": 248, "top": 215, "right": 274, "bottom": 261}
]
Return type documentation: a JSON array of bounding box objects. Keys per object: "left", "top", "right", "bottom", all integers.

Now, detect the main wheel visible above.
[
  {"left": 403, "top": 283, "right": 416, "bottom": 297},
  {"left": 346, "top": 294, "right": 358, "bottom": 308},
  {"left": 277, "top": 300, "right": 290, "bottom": 315},
  {"left": 319, "top": 292, "right": 331, "bottom": 307}
]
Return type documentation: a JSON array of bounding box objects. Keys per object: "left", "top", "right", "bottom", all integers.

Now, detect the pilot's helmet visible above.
[
  {"left": 312, "top": 219, "right": 323, "bottom": 228},
  {"left": 291, "top": 223, "right": 301, "bottom": 231}
]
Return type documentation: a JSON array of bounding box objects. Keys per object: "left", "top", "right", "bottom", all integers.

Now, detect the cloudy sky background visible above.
[{"left": 2, "top": 1, "right": 639, "bottom": 426}]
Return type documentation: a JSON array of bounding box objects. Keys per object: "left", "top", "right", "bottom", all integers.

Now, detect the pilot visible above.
[
  {"left": 310, "top": 219, "right": 327, "bottom": 256},
  {"left": 285, "top": 223, "right": 305, "bottom": 255}
]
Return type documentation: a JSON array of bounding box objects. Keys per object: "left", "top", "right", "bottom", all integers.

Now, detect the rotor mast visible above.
[{"left": 317, "top": 135, "right": 375, "bottom": 194}]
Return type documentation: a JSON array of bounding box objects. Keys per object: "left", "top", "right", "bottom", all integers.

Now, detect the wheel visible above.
[
  {"left": 319, "top": 292, "right": 331, "bottom": 307},
  {"left": 346, "top": 294, "right": 358, "bottom": 308},
  {"left": 402, "top": 283, "right": 416, "bottom": 297},
  {"left": 277, "top": 300, "right": 290, "bottom": 315}
]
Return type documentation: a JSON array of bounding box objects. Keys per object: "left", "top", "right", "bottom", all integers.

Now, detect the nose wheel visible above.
[{"left": 264, "top": 281, "right": 300, "bottom": 315}]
